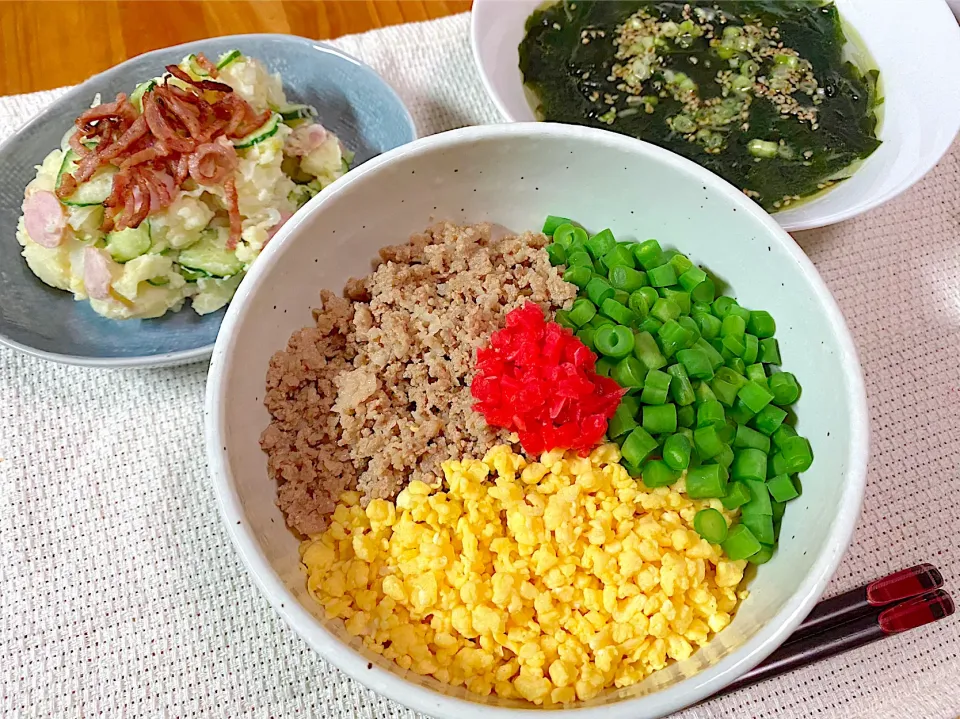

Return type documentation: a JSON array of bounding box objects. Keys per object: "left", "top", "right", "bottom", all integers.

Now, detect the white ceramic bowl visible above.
[
  {"left": 471, "top": 0, "right": 960, "bottom": 231},
  {"left": 205, "top": 123, "right": 868, "bottom": 718}
]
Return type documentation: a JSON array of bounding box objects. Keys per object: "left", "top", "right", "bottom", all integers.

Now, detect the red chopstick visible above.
[
  {"left": 715, "top": 565, "right": 954, "bottom": 697},
  {"left": 787, "top": 563, "right": 943, "bottom": 643}
]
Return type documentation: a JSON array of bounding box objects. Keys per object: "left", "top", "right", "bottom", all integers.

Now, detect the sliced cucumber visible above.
[
  {"left": 106, "top": 222, "right": 151, "bottom": 263},
  {"left": 232, "top": 113, "right": 281, "bottom": 150},
  {"left": 276, "top": 103, "right": 317, "bottom": 123},
  {"left": 147, "top": 277, "right": 170, "bottom": 286},
  {"left": 56, "top": 150, "right": 117, "bottom": 207},
  {"left": 131, "top": 79, "right": 157, "bottom": 112},
  {"left": 216, "top": 49, "right": 242, "bottom": 70},
  {"left": 177, "top": 232, "right": 243, "bottom": 278},
  {"left": 184, "top": 54, "right": 210, "bottom": 78},
  {"left": 179, "top": 267, "right": 212, "bottom": 282}
]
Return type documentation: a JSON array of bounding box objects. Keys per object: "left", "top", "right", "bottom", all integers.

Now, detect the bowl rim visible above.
[
  {"left": 468, "top": 0, "right": 960, "bottom": 233},
  {"left": 0, "top": 32, "right": 416, "bottom": 369},
  {"left": 205, "top": 122, "right": 869, "bottom": 719}
]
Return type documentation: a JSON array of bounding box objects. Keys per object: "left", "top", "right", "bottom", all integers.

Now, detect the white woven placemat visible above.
[{"left": 1, "top": 12, "right": 958, "bottom": 719}]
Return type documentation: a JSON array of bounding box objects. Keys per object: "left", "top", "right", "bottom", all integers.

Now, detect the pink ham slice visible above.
[
  {"left": 284, "top": 123, "right": 328, "bottom": 156},
  {"left": 83, "top": 247, "right": 115, "bottom": 300},
  {"left": 23, "top": 190, "right": 67, "bottom": 248}
]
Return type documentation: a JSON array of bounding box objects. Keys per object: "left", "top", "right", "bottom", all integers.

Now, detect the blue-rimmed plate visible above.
[{"left": 0, "top": 34, "right": 416, "bottom": 368}]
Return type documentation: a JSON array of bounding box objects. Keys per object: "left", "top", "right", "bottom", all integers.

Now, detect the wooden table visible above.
[{"left": 0, "top": 0, "right": 471, "bottom": 96}]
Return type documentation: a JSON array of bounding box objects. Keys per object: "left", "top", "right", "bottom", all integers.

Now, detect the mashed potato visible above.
[
  {"left": 16, "top": 51, "right": 350, "bottom": 320},
  {"left": 301, "top": 444, "right": 747, "bottom": 706}
]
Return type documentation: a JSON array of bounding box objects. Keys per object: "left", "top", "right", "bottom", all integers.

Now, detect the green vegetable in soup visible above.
[{"left": 518, "top": 0, "right": 882, "bottom": 212}]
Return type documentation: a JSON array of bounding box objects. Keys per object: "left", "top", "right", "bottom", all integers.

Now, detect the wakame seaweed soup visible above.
[{"left": 519, "top": 1, "right": 881, "bottom": 211}]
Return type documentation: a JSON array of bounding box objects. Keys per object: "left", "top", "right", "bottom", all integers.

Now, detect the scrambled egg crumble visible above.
[{"left": 301, "top": 445, "right": 747, "bottom": 705}]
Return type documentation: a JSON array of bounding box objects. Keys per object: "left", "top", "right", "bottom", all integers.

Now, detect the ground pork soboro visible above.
[
  {"left": 261, "top": 222, "right": 576, "bottom": 535},
  {"left": 260, "top": 291, "right": 357, "bottom": 536},
  {"left": 336, "top": 222, "right": 576, "bottom": 501}
]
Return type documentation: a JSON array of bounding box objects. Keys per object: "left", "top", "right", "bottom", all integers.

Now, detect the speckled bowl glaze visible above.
[
  {"left": 0, "top": 34, "right": 415, "bottom": 368},
  {"left": 206, "top": 124, "right": 868, "bottom": 719}
]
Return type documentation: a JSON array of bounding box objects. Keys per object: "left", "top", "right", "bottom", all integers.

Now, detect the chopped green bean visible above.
[
  {"left": 651, "top": 297, "right": 682, "bottom": 323},
  {"left": 772, "top": 423, "right": 798, "bottom": 447},
  {"left": 767, "top": 474, "right": 799, "bottom": 502},
  {"left": 721, "top": 314, "right": 746, "bottom": 338},
  {"left": 576, "top": 327, "right": 596, "bottom": 351},
  {"left": 720, "top": 481, "right": 751, "bottom": 510},
  {"left": 563, "top": 265, "right": 592, "bottom": 289},
  {"left": 712, "top": 296, "right": 738, "bottom": 318},
  {"left": 552, "top": 223, "right": 577, "bottom": 246},
  {"left": 752, "top": 404, "right": 787, "bottom": 436},
  {"left": 669, "top": 253, "right": 694, "bottom": 277},
  {"left": 697, "top": 400, "right": 725, "bottom": 428},
  {"left": 695, "top": 312, "right": 722, "bottom": 340},
  {"left": 586, "top": 277, "right": 615, "bottom": 306},
  {"left": 603, "top": 244, "right": 635, "bottom": 270},
  {"left": 568, "top": 250, "right": 593, "bottom": 268},
  {"left": 676, "top": 348, "right": 715, "bottom": 380},
  {"left": 640, "top": 369, "right": 672, "bottom": 405},
  {"left": 686, "top": 463, "right": 729, "bottom": 499},
  {"left": 748, "top": 545, "right": 774, "bottom": 565},
  {"left": 679, "top": 267, "right": 707, "bottom": 292},
  {"left": 725, "top": 356, "right": 746, "bottom": 376},
  {"left": 600, "top": 298, "right": 639, "bottom": 327},
  {"left": 738, "top": 380, "right": 775, "bottom": 413},
  {"left": 595, "top": 357, "right": 614, "bottom": 377},
  {"left": 691, "top": 278, "right": 716, "bottom": 304},
  {"left": 648, "top": 263, "right": 678, "bottom": 287},
  {"left": 641, "top": 459, "right": 679, "bottom": 488},
  {"left": 769, "top": 372, "right": 801, "bottom": 405},
  {"left": 621, "top": 427, "right": 659, "bottom": 466},
  {"left": 632, "top": 239, "right": 664, "bottom": 270},
  {"left": 742, "top": 333, "right": 759, "bottom": 364},
  {"left": 638, "top": 317, "right": 664, "bottom": 334},
  {"left": 643, "top": 403, "right": 678, "bottom": 434},
  {"left": 716, "top": 443, "right": 735, "bottom": 468},
  {"left": 694, "top": 508, "right": 728, "bottom": 544},
  {"left": 543, "top": 215, "right": 573, "bottom": 236},
  {"left": 677, "top": 404, "right": 695, "bottom": 428},
  {"left": 608, "top": 402, "right": 639, "bottom": 438},
  {"left": 633, "top": 331, "right": 667, "bottom": 371},
  {"left": 722, "top": 333, "right": 746, "bottom": 357},
  {"left": 742, "top": 513, "right": 775, "bottom": 545},
  {"left": 569, "top": 298, "right": 597, "bottom": 327},
  {"left": 663, "top": 433, "right": 692, "bottom": 470},
  {"left": 693, "top": 424, "right": 724, "bottom": 459},
  {"left": 661, "top": 288, "right": 692, "bottom": 315},
  {"left": 666, "top": 363, "right": 696, "bottom": 406},
  {"left": 594, "top": 324, "right": 635, "bottom": 358},
  {"left": 747, "top": 310, "right": 776, "bottom": 338},
  {"left": 780, "top": 436, "right": 814, "bottom": 473},
  {"left": 611, "top": 356, "right": 646, "bottom": 389},
  {"left": 554, "top": 309, "right": 576, "bottom": 330},
  {"left": 721, "top": 524, "right": 761, "bottom": 560},
  {"left": 732, "top": 448, "right": 768, "bottom": 482},
  {"left": 759, "top": 337, "right": 781, "bottom": 365},
  {"left": 729, "top": 397, "right": 757, "bottom": 425},
  {"left": 609, "top": 266, "right": 647, "bottom": 292},
  {"left": 627, "top": 290, "right": 651, "bottom": 318},
  {"left": 740, "top": 479, "right": 773, "bottom": 515},
  {"left": 734, "top": 424, "right": 771, "bottom": 453},
  {"left": 694, "top": 380, "right": 717, "bottom": 404},
  {"left": 546, "top": 243, "right": 566, "bottom": 266},
  {"left": 585, "top": 229, "right": 617, "bottom": 259}
]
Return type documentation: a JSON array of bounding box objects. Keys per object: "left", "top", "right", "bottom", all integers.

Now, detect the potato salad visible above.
[{"left": 16, "top": 50, "right": 352, "bottom": 320}]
